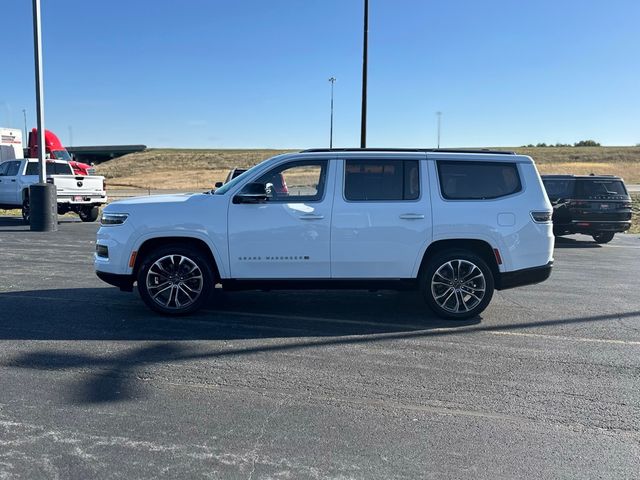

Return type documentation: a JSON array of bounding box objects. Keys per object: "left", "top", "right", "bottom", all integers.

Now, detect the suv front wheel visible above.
[
  {"left": 137, "top": 245, "right": 214, "bottom": 315},
  {"left": 420, "top": 250, "right": 494, "bottom": 320}
]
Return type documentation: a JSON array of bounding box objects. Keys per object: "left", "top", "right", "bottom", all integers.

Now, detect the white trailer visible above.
[{"left": 0, "top": 128, "right": 23, "bottom": 162}]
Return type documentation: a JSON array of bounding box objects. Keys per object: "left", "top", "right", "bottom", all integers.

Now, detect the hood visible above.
[{"left": 108, "top": 193, "right": 202, "bottom": 208}]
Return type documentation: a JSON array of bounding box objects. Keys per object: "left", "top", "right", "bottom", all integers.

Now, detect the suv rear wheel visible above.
[
  {"left": 420, "top": 250, "right": 494, "bottom": 320},
  {"left": 21, "top": 197, "right": 30, "bottom": 224},
  {"left": 592, "top": 232, "right": 615, "bottom": 244},
  {"left": 137, "top": 244, "right": 214, "bottom": 315},
  {"left": 79, "top": 206, "right": 100, "bottom": 222}
]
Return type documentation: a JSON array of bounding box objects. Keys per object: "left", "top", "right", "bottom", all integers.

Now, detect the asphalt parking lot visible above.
[{"left": 0, "top": 217, "right": 639, "bottom": 479}]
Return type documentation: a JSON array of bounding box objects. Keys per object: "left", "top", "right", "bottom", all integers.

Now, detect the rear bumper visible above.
[
  {"left": 497, "top": 261, "right": 553, "bottom": 290},
  {"left": 96, "top": 270, "right": 134, "bottom": 292},
  {"left": 554, "top": 220, "right": 631, "bottom": 234}
]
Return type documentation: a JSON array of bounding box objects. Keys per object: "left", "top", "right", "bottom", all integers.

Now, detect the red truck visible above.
[{"left": 26, "top": 128, "right": 95, "bottom": 175}]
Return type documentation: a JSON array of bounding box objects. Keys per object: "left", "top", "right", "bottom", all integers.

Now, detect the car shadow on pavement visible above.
[
  {"left": 2, "top": 287, "right": 638, "bottom": 405},
  {"left": 554, "top": 237, "right": 602, "bottom": 249},
  {"left": 0, "top": 215, "right": 82, "bottom": 232}
]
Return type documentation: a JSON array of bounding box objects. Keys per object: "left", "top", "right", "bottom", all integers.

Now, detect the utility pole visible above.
[
  {"left": 68, "top": 125, "right": 73, "bottom": 146},
  {"left": 436, "top": 111, "right": 442, "bottom": 149},
  {"left": 360, "top": 0, "right": 368, "bottom": 148},
  {"left": 328, "top": 77, "right": 336, "bottom": 149},
  {"left": 22, "top": 109, "right": 27, "bottom": 142},
  {"left": 30, "top": 0, "right": 57, "bottom": 231}
]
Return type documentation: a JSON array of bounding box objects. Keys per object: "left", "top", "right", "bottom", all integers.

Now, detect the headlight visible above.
[{"left": 101, "top": 213, "right": 129, "bottom": 226}]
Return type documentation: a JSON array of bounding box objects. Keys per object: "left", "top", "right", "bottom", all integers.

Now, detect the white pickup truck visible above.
[{"left": 0, "top": 158, "right": 107, "bottom": 222}]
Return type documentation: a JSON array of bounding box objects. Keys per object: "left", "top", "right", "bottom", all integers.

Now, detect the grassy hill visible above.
[{"left": 96, "top": 146, "right": 640, "bottom": 190}]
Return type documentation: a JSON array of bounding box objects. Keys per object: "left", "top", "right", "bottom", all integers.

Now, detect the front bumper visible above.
[
  {"left": 96, "top": 271, "right": 135, "bottom": 292},
  {"left": 496, "top": 261, "right": 553, "bottom": 290}
]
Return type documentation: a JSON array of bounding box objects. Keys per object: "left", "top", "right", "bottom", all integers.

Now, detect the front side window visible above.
[
  {"left": 344, "top": 159, "right": 420, "bottom": 201},
  {"left": 51, "top": 149, "right": 71, "bottom": 161},
  {"left": 5, "top": 161, "right": 20, "bottom": 177},
  {"left": 438, "top": 161, "right": 521, "bottom": 200},
  {"left": 247, "top": 160, "right": 327, "bottom": 202}
]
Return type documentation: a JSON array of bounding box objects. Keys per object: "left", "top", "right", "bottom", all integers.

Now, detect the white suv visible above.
[{"left": 95, "top": 149, "right": 554, "bottom": 319}]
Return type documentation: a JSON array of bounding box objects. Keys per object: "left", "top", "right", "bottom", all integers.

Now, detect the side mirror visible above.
[
  {"left": 214, "top": 181, "right": 223, "bottom": 188},
  {"left": 233, "top": 182, "right": 268, "bottom": 204}
]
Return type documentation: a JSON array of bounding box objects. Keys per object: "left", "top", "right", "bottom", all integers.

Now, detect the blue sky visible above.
[{"left": 1, "top": 0, "right": 639, "bottom": 148}]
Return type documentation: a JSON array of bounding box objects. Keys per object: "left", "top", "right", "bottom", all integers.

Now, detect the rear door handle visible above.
[
  {"left": 399, "top": 213, "right": 425, "bottom": 220},
  {"left": 299, "top": 214, "right": 325, "bottom": 220}
]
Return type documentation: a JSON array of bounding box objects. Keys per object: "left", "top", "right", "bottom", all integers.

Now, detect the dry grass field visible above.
[
  {"left": 97, "top": 149, "right": 293, "bottom": 190},
  {"left": 96, "top": 146, "right": 640, "bottom": 190}
]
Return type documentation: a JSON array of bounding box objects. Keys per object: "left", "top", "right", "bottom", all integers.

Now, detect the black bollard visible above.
[{"left": 29, "top": 183, "right": 58, "bottom": 232}]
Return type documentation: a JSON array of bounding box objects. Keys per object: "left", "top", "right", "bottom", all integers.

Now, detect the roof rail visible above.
[{"left": 301, "top": 147, "right": 516, "bottom": 155}]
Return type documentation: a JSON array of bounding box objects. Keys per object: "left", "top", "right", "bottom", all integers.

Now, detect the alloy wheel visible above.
[
  {"left": 146, "top": 254, "right": 204, "bottom": 310},
  {"left": 430, "top": 259, "right": 486, "bottom": 314}
]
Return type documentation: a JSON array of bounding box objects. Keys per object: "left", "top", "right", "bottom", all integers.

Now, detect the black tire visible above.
[
  {"left": 420, "top": 249, "right": 494, "bottom": 320},
  {"left": 137, "top": 244, "right": 214, "bottom": 315},
  {"left": 21, "top": 197, "right": 30, "bottom": 224},
  {"left": 592, "top": 232, "right": 615, "bottom": 244},
  {"left": 79, "top": 206, "right": 100, "bottom": 222}
]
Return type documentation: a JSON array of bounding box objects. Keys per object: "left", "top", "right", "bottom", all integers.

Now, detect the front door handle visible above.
[
  {"left": 299, "top": 214, "right": 325, "bottom": 220},
  {"left": 399, "top": 213, "right": 425, "bottom": 220}
]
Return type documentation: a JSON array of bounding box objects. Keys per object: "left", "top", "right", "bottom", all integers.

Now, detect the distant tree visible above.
[
  {"left": 555, "top": 143, "right": 571, "bottom": 147},
  {"left": 574, "top": 140, "right": 601, "bottom": 147},
  {"left": 536, "top": 142, "right": 548, "bottom": 147}
]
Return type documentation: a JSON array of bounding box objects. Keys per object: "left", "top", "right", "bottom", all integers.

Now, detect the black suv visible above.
[{"left": 541, "top": 174, "right": 632, "bottom": 243}]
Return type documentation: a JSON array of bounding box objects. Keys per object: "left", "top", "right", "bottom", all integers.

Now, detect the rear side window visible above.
[
  {"left": 437, "top": 161, "right": 521, "bottom": 200},
  {"left": 542, "top": 179, "right": 575, "bottom": 200},
  {"left": 344, "top": 159, "right": 420, "bottom": 201},
  {"left": 25, "top": 162, "right": 73, "bottom": 176}
]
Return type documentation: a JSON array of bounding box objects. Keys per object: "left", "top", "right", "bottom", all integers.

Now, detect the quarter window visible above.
[
  {"left": 437, "top": 161, "right": 521, "bottom": 200},
  {"left": 344, "top": 159, "right": 420, "bottom": 201},
  {"left": 251, "top": 160, "right": 327, "bottom": 202}
]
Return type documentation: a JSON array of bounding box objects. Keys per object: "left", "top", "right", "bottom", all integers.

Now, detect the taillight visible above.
[{"left": 531, "top": 211, "right": 552, "bottom": 223}]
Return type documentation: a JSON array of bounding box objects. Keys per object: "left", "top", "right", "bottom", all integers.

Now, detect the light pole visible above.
[
  {"left": 328, "top": 77, "right": 336, "bottom": 148},
  {"left": 22, "top": 109, "right": 27, "bottom": 142},
  {"left": 436, "top": 111, "right": 442, "bottom": 148},
  {"left": 30, "top": 0, "right": 57, "bottom": 231},
  {"left": 360, "top": 0, "right": 368, "bottom": 148}
]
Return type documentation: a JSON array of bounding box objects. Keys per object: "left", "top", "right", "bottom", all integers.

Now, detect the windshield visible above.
[
  {"left": 52, "top": 149, "right": 71, "bottom": 161},
  {"left": 214, "top": 160, "right": 269, "bottom": 195}
]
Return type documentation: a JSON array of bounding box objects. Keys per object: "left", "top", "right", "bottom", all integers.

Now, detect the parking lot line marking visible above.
[{"left": 490, "top": 331, "right": 640, "bottom": 346}]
